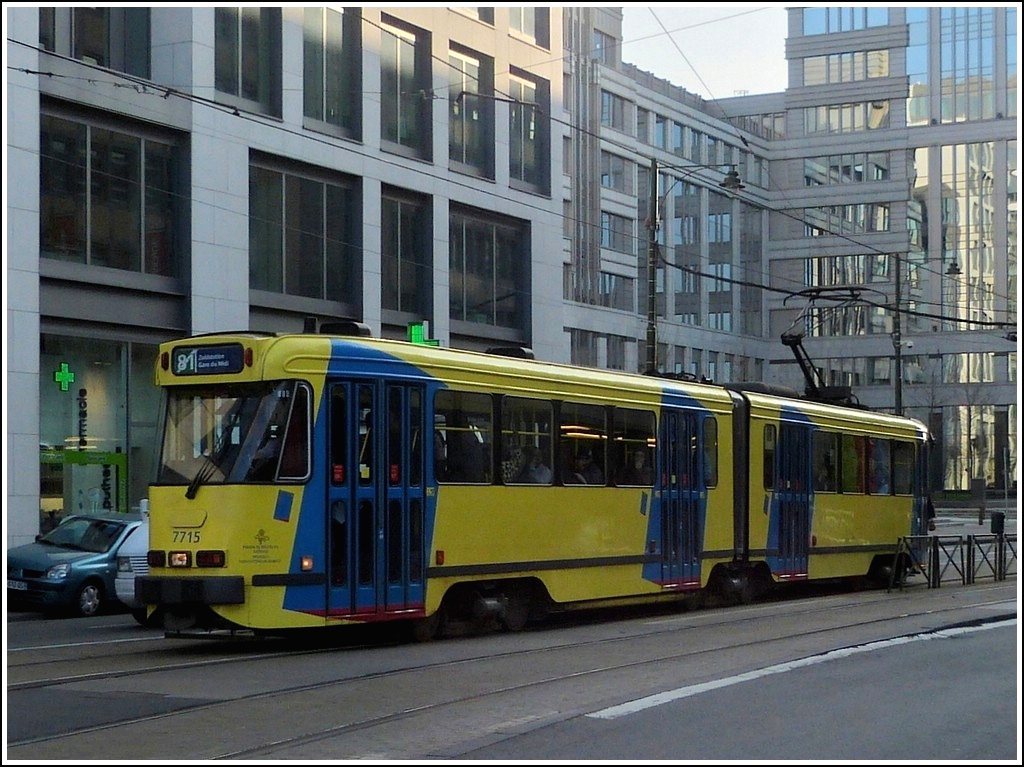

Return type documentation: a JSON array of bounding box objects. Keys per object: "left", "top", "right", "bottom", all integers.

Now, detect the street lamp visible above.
[{"left": 644, "top": 158, "right": 744, "bottom": 374}]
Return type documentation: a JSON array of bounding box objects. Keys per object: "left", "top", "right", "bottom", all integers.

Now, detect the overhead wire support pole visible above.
[
  {"left": 643, "top": 159, "right": 743, "bottom": 376},
  {"left": 646, "top": 157, "right": 659, "bottom": 374},
  {"left": 893, "top": 252, "right": 903, "bottom": 415}
]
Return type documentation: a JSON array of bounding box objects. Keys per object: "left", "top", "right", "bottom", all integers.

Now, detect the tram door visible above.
[
  {"left": 774, "top": 422, "right": 810, "bottom": 577},
  {"left": 658, "top": 410, "right": 703, "bottom": 586},
  {"left": 326, "top": 382, "right": 426, "bottom": 617}
]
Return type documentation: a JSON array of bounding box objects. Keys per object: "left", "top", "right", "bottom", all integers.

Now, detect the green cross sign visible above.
[{"left": 54, "top": 362, "right": 76, "bottom": 392}]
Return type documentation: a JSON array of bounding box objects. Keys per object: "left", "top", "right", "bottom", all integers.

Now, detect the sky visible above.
[{"left": 619, "top": 5, "right": 789, "bottom": 100}]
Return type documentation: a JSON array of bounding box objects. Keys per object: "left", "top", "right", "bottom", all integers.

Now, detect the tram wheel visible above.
[{"left": 501, "top": 587, "right": 531, "bottom": 632}]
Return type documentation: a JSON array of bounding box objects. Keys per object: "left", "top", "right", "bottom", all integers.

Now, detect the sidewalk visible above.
[{"left": 933, "top": 507, "right": 1016, "bottom": 537}]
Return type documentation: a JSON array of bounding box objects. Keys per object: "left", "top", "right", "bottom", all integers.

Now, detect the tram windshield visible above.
[{"left": 157, "top": 381, "right": 310, "bottom": 492}]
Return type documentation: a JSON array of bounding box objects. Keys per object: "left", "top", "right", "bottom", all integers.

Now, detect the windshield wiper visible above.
[{"left": 185, "top": 458, "right": 218, "bottom": 500}]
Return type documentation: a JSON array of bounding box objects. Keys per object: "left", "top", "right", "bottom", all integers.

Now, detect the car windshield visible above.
[{"left": 39, "top": 517, "right": 127, "bottom": 554}]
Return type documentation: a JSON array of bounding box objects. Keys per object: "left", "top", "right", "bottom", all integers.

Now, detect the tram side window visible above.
[
  {"left": 329, "top": 387, "right": 347, "bottom": 484},
  {"left": 612, "top": 407, "right": 655, "bottom": 486},
  {"left": 247, "top": 381, "right": 311, "bottom": 482},
  {"left": 892, "top": 441, "right": 915, "bottom": 495},
  {"left": 559, "top": 401, "right": 607, "bottom": 485},
  {"left": 867, "top": 437, "right": 891, "bottom": 494},
  {"left": 763, "top": 424, "right": 776, "bottom": 490},
  {"left": 840, "top": 434, "right": 866, "bottom": 493},
  {"left": 434, "top": 390, "right": 493, "bottom": 483},
  {"left": 501, "top": 396, "right": 554, "bottom": 485},
  {"left": 702, "top": 417, "right": 718, "bottom": 487},
  {"left": 812, "top": 430, "right": 838, "bottom": 492},
  {"left": 278, "top": 383, "right": 310, "bottom": 480}
]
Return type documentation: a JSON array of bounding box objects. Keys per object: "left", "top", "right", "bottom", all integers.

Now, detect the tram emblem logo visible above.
[{"left": 255, "top": 529, "right": 270, "bottom": 546}]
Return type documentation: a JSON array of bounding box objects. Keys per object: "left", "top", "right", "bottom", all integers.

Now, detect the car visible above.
[
  {"left": 114, "top": 517, "right": 152, "bottom": 626},
  {"left": 7, "top": 513, "right": 145, "bottom": 618}
]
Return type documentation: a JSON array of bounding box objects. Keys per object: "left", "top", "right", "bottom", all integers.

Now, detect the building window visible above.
[
  {"left": 249, "top": 161, "right": 359, "bottom": 308},
  {"left": 39, "top": 335, "right": 160, "bottom": 532},
  {"left": 450, "top": 207, "right": 528, "bottom": 332},
  {"left": 214, "top": 7, "right": 281, "bottom": 116},
  {"left": 303, "top": 7, "right": 361, "bottom": 137},
  {"left": 803, "top": 50, "right": 890, "bottom": 86},
  {"left": 803, "top": 152, "right": 890, "bottom": 186},
  {"left": 598, "top": 272, "right": 634, "bottom": 312},
  {"left": 802, "top": 7, "right": 888, "bottom": 35},
  {"left": 457, "top": 8, "right": 495, "bottom": 25},
  {"left": 40, "top": 113, "right": 182, "bottom": 277},
  {"left": 593, "top": 29, "right": 616, "bottom": 66},
  {"left": 449, "top": 46, "right": 494, "bottom": 177},
  {"left": 939, "top": 8, "right": 998, "bottom": 124},
  {"left": 600, "top": 152, "right": 633, "bottom": 195},
  {"left": 508, "top": 70, "right": 549, "bottom": 193},
  {"left": 804, "top": 100, "right": 891, "bottom": 135},
  {"left": 601, "top": 91, "right": 628, "bottom": 132},
  {"left": 601, "top": 212, "right": 633, "bottom": 254},
  {"left": 39, "top": 7, "right": 150, "bottom": 77},
  {"left": 380, "top": 17, "right": 432, "bottom": 159},
  {"left": 381, "top": 190, "right": 431, "bottom": 317},
  {"left": 509, "top": 7, "right": 549, "bottom": 48}
]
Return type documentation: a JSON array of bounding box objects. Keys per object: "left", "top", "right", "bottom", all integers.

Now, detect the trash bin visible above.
[{"left": 990, "top": 511, "right": 1005, "bottom": 535}]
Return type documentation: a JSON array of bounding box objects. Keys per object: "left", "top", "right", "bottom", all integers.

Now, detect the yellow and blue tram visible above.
[{"left": 138, "top": 325, "right": 931, "bottom": 637}]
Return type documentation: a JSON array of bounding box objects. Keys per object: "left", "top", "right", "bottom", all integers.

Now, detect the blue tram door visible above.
[
  {"left": 658, "top": 410, "right": 703, "bottom": 587},
  {"left": 772, "top": 422, "right": 811, "bottom": 578},
  {"left": 326, "top": 382, "right": 426, "bottom": 618}
]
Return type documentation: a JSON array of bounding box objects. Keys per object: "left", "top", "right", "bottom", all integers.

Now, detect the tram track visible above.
[{"left": 7, "top": 580, "right": 1015, "bottom": 759}]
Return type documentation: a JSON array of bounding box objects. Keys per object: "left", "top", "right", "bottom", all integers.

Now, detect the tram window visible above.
[
  {"left": 612, "top": 408, "right": 655, "bottom": 486},
  {"left": 892, "top": 441, "right": 915, "bottom": 494},
  {"left": 702, "top": 417, "right": 718, "bottom": 487},
  {"left": 559, "top": 402, "right": 607, "bottom": 485},
  {"left": 409, "top": 389, "right": 423, "bottom": 486},
  {"left": 812, "top": 431, "right": 838, "bottom": 492},
  {"left": 867, "top": 437, "right": 891, "bottom": 494},
  {"left": 358, "top": 387, "right": 373, "bottom": 485},
  {"left": 841, "top": 434, "right": 866, "bottom": 493},
  {"left": 763, "top": 424, "right": 776, "bottom": 490},
  {"left": 246, "top": 382, "right": 310, "bottom": 482},
  {"left": 329, "top": 387, "right": 347, "bottom": 484},
  {"left": 388, "top": 388, "right": 402, "bottom": 485},
  {"left": 435, "top": 390, "right": 492, "bottom": 483},
  {"left": 278, "top": 383, "right": 310, "bottom": 480},
  {"left": 501, "top": 396, "right": 553, "bottom": 485},
  {"left": 330, "top": 500, "right": 347, "bottom": 587}
]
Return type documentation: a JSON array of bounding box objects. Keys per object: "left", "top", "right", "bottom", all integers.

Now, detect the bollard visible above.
[{"left": 990, "top": 510, "right": 1005, "bottom": 535}]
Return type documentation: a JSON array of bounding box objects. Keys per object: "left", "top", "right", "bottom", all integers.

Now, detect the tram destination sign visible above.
[{"left": 172, "top": 344, "right": 245, "bottom": 376}]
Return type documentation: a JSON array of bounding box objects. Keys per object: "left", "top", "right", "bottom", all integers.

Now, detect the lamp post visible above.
[{"left": 644, "top": 158, "right": 744, "bottom": 374}]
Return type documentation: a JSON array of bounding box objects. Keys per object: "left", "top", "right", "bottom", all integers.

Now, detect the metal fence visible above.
[{"left": 889, "top": 533, "right": 1017, "bottom": 590}]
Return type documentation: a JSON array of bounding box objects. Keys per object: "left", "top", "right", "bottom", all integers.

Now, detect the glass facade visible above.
[{"left": 39, "top": 335, "right": 159, "bottom": 531}]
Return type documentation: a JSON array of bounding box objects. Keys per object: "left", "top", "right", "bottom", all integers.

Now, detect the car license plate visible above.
[{"left": 7, "top": 579, "right": 28, "bottom": 591}]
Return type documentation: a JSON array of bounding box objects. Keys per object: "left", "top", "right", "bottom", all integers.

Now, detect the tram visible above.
[{"left": 138, "top": 323, "right": 930, "bottom": 637}]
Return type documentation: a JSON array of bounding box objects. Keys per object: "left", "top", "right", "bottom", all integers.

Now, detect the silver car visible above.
[{"left": 114, "top": 519, "right": 151, "bottom": 625}]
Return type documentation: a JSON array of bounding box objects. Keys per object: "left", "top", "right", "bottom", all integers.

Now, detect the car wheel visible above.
[{"left": 73, "top": 580, "right": 104, "bottom": 617}]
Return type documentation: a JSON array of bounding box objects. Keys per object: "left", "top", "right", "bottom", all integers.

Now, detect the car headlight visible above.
[
  {"left": 117, "top": 556, "right": 132, "bottom": 574},
  {"left": 45, "top": 563, "right": 71, "bottom": 580}
]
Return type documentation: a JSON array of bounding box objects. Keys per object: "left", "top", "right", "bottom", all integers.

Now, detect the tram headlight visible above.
[{"left": 168, "top": 551, "right": 192, "bottom": 568}]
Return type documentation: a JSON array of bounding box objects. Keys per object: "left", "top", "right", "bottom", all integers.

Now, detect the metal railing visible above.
[{"left": 889, "top": 533, "right": 1017, "bottom": 590}]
